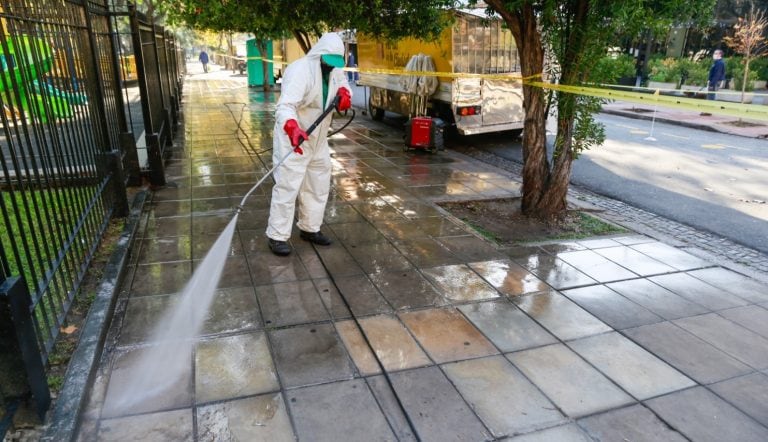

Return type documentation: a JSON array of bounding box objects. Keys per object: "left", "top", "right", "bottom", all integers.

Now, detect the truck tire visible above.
[{"left": 368, "top": 96, "right": 385, "bottom": 121}]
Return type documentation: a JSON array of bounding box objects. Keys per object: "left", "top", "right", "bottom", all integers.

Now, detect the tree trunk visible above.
[
  {"left": 742, "top": 57, "right": 750, "bottom": 103},
  {"left": 256, "top": 40, "right": 271, "bottom": 92},
  {"left": 292, "top": 29, "right": 312, "bottom": 54}
]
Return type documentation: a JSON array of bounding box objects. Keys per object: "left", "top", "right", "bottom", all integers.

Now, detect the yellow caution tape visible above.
[{"left": 225, "top": 54, "right": 768, "bottom": 121}]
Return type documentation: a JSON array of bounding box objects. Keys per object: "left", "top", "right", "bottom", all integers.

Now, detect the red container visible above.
[{"left": 406, "top": 117, "right": 433, "bottom": 148}]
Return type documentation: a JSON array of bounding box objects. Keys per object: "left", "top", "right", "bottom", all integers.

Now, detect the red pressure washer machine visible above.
[{"left": 404, "top": 116, "right": 445, "bottom": 153}]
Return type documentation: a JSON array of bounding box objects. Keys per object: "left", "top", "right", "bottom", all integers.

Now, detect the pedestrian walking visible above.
[
  {"left": 707, "top": 49, "right": 725, "bottom": 101},
  {"left": 266, "top": 32, "right": 352, "bottom": 256},
  {"left": 199, "top": 49, "right": 209, "bottom": 73}
]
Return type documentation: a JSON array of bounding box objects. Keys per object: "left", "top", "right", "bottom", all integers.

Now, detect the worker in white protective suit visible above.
[{"left": 266, "top": 32, "right": 352, "bottom": 256}]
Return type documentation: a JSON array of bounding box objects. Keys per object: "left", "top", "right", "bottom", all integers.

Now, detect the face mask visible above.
[{"left": 320, "top": 60, "right": 334, "bottom": 76}]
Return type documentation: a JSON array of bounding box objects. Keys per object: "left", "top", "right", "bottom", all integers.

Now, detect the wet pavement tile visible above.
[
  {"left": 191, "top": 184, "right": 230, "bottom": 199},
  {"left": 191, "top": 214, "right": 231, "bottom": 236},
  {"left": 649, "top": 272, "right": 750, "bottom": 310},
  {"left": 287, "top": 379, "right": 397, "bottom": 442},
  {"left": 469, "top": 259, "right": 550, "bottom": 297},
  {"left": 518, "top": 253, "right": 598, "bottom": 290},
  {"left": 152, "top": 186, "right": 191, "bottom": 202},
  {"left": 623, "top": 321, "right": 752, "bottom": 384},
  {"left": 324, "top": 203, "right": 364, "bottom": 224},
  {"left": 612, "top": 235, "right": 656, "bottom": 246},
  {"left": 595, "top": 246, "right": 677, "bottom": 276},
  {"left": 377, "top": 217, "right": 465, "bottom": 240},
  {"left": 139, "top": 216, "right": 191, "bottom": 239},
  {"left": 191, "top": 197, "right": 236, "bottom": 214},
  {"left": 192, "top": 232, "right": 243, "bottom": 259},
  {"left": 269, "top": 323, "right": 355, "bottom": 388},
  {"left": 98, "top": 408, "right": 193, "bottom": 441},
  {"left": 255, "top": 280, "right": 329, "bottom": 327},
  {"left": 421, "top": 264, "right": 500, "bottom": 303},
  {"left": 247, "top": 251, "right": 311, "bottom": 285},
  {"left": 195, "top": 256, "right": 253, "bottom": 289},
  {"left": 118, "top": 294, "right": 177, "bottom": 346},
  {"left": 399, "top": 308, "right": 498, "bottom": 363},
  {"left": 435, "top": 235, "right": 508, "bottom": 262},
  {"left": 335, "top": 320, "right": 381, "bottom": 375},
  {"left": 673, "top": 313, "right": 768, "bottom": 369},
  {"left": 629, "top": 242, "right": 712, "bottom": 271},
  {"left": 233, "top": 210, "right": 269, "bottom": 231},
  {"left": 567, "top": 332, "right": 695, "bottom": 400},
  {"left": 689, "top": 267, "right": 768, "bottom": 303},
  {"left": 366, "top": 376, "right": 419, "bottom": 442},
  {"left": 130, "top": 261, "right": 191, "bottom": 297},
  {"left": 368, "top": 269, "right": 446, "bottom": 310},
  {"left": 149, "top": 200, "right": 191, "bottom": 218},
  {"left": 311, "top": 246, "right": 365, "bottom": 277},
  {"left": 352, "top": 315, "right": 431, "bottom": 371},
  {"left": 458, "top": 300, "right": 557, "bottom": 352},
  {"left": 389, "top": 366, "right": 492, "bottom": 441},
  {"left": 718, "top": 305, "right": 768, "bottom": 338},
  {"left": 296, "top": 247, "right": 330, "bottom": 279},
  {"left": 333, "top": 274, "right": 393, "bottom": 316},
  {"left": 513, "top": 291, "right": 612, "bottom": 341},
  {"left": 577, "top": 404, "right": 687, "bottom": 442},
  {"left": 101, "top": 346, "right": 193, "bottom": 418},
  {"left": 329, "top": 221, "right": 388, "bottom": 245},
  {"left": 347, "top": 241, "right": 413, "bottom": 273},
  {"left": 607, "top": 278, "right": 709, "bottom": 320},
  {"left": 710, "top": 372, "right": 768, "bottom": 427},
  {"left": 136, "top": 236, "right": 192, "bottom": 264},
  {"left": 392, "top": 237, "right": 463, "bottom": 267},
  {"left": 576, "top": 238, "right": 623, "bottom": 249},
  {"left": 195, "top": 332, "right": 279, "bottom": 403},
  {"left": 389, "top": 200, "right": 443, "bottom": 219},
  {"left": 442, "top": 356, "right": 565, "bottom": 437},
  {"left": 539, "top": 242, "right": 587, "bottom": 254},
  {"left": 508, "top": 344, "right": 634, "bottom": 417},
  {"left": 352, "top": 199, "right": 405, "bottom": 221},
  {"left": 561, "top": 285, "right": 663, "bottom": 330},
  {"left": 646, "top": 386, "right": 768, "bottom": 442},
  {"left": 201, "top": 286, "right": 261, "bottom": 335},
  {"left": 312, "top": 278, "right": 352, "bottom": 320},
  {"left": 507, "top": 424, "right": 592, "bottom": 441},
  {"left": 556, "top": 249, "right": 637, "bottom": 282}
]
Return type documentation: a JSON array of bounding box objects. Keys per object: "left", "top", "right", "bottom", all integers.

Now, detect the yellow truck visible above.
[{"left": 357, "top": 8, "right": 524, "bottom": 136}]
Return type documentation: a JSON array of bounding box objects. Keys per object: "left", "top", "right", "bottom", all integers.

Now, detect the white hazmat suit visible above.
[{"left": 266, "top": 33, "right": 351, "bottom": 243}]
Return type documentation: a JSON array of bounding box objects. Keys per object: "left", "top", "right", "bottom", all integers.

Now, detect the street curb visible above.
[
  {"left": 40, "top": 189, "right": 148, "bottom": 442},
  {"left": 600, "top": 109, "right": 722, "bottom": 134}
]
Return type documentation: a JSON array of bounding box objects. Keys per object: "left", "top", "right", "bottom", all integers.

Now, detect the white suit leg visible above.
[
  {"left": 267, "top": 145, "right": 310, "bottom": 241},
  {"left": 296, "top": 144, "right": 331, "bottom": 233}
]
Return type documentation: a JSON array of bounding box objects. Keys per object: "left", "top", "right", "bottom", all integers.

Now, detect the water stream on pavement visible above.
[{"left": 108, "top": 214, "right": 239, "bottom": 413}]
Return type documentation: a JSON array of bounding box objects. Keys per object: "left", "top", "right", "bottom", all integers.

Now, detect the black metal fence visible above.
[{"left": 0, "top": 0, "right": 183, "bottom": 434}]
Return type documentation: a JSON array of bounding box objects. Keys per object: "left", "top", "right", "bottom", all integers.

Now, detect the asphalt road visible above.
[{"left": 461, "top": 113, "right": 768, "bottom": 254}]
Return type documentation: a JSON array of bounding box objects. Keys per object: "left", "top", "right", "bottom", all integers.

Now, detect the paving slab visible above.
[
  {"left": 623, "top": 321, "right": 752, "bottom": 384},
  {"left": 567, "top": 332, "right": 695, "bottom": 400},
  {"left": 358, "top": 314, "right": 431, "bottom": 371},
  {"left": 519, "top": 253, "right": 598, "bottom": 289},
  {"left": 97, "top": 408, "right": 193, "bottom": 441},
  {"left": 674, "top": 313, "right": 768, "bottom": 369},
  {"left": 269, "top": 323, "right": 355, "bottom": 388},
  {"left": 389, "top": 366, "right": 492, "bottom": 441},
  {"left": 435, "top": 235, "right": 508, "bottom": 262},
  {"left": 254, "top": 280, "right": 329, "bottom": 327},
  {"left": 247, "top": 252, "right": 311, "bottom": 285},
  {"left": 718, "top": 305, "right": 768, "bottom": 338},
  {"left": 576, "top": 238, "right": 623, "bottom": 249},
  {"left": 421, "top": 264, "right": 500, "bottom": 303},
  {"left": 333, "top": 274, "right": 394, "bottom": 316},
  {"left": 629, "top": 241, "right": 712, "bottom": 271},
  {"left": 458, "top": 300, "right": 557, "bottom": 352},
  {"left": 329, "top": 221, "right": 388, "bottom": 245},
  {"left": 287, "top": 379, "right": 396, "bottom": 442},
  {"left": 646, "top": 387, "right": 768, "bottom": 442},
  {"left": 392, "top": 237, "right": 463, "bottom": 267},
  {"left": 710, "top": 372, "right": 768, "bottom": 428},
  {"left": 366, "top": 376, "right": 419, "bottom": 442},
  {"left": 561, "top": 285, "right": 663, "bottom": 330},
  {"left": 130, "top": 261, "right": 191, "bottom": 297},
  {"left": 196, "top": 393, "right": 294, "bottom": 441},
  {"left": 335, "top": 320, "right": 381, "bottom": 375},
  {"left": 195, "top": 332, "right": 279, "bottom": 403},
  {"left": 508, "top": 344, "right": 634, "bottom": 417},
  {"left": 594, "top": 245, "right": 677, "bottom": 276},
  {"left": 555, "top": 249, "right": 637, "bottom": 282},
  {"left": 513, "top": 291, "right": 612, "bottom": 341},
  {"left": 649, "top": 272, "right": 750, "bottom": 310},
  {"left": 577, "top": 404, "right": 687, "bottom": 442},
  {"left": 136, "top": 235, "right": 192, "bottom": 264},
  {"left": 442, "top": 356, "right": 565, "bottom": 437},
  {"left": 368, "top": 269, "right": 447, "bottom": 310},
  {"left": 400, "top": 308, "right": 498, "bottom": 363},
  {"left": 607, "top": 278, "right": 710, "bottom": 319},
  {"left": 689, "top": 267, "right": 768, "bottom": 303},
  {"left": 312, "top": 277, "right": 353, "bottom": 320},
  {"left": 468, "top": 259, "right": 550, "bottom": 296},
  {"left": 347, "top": 241, "right": 413, "bottom": 273},
  {"left": 508, "top": 424, "right": 592, "bottom": 441}
]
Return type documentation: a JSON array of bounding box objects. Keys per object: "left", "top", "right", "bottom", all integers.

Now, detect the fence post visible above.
[
  {"left": 0, "top": 249, "right": 51, "bottom": 427},
  {"left": 96, "top": 150, "right": 129, "bottom": 217},
  {"left": 128, "top": 3, "right": 166, "bottom": 186}
]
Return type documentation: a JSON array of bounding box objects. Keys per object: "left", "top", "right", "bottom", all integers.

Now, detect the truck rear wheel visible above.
[{"left": 368, "top": 96, "right": 385, "bottom": 121}]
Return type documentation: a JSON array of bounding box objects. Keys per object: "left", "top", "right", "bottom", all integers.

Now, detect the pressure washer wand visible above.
[{"left": 236, "top": 96, "right": 341, "bottom": 212}]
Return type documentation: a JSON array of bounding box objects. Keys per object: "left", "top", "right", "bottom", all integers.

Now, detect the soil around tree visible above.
[{"left": 438, "top": 197, "right": 626, "bottom": 245}]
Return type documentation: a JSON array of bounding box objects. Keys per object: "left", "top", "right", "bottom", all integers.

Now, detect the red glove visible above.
[
  {"left": 336, "top": 87, "right": 351, "bottom": 112},
  {"left": 283, "top": 119, "right": 308, "bottom": 154}
]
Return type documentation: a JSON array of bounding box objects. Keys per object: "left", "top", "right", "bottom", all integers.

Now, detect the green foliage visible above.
[
  {"left": 729, "top": 58, "right": 759, "bottom": 91},
  {"left": 647, "top": 57, "right": 679, "bottom": 82},
  {"left": 592, "top": 54, "right": 636, "bottom": 83},
  {"left": 747, "top": 56, "right": 768, "bottom": 81},
  {"left": 677, "top": 58, "right": 709, "bottom": 86}
]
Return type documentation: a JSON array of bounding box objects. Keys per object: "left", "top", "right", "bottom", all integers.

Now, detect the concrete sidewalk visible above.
[{"left": 72, "top": 66, "right": 768, "bottom": 441}]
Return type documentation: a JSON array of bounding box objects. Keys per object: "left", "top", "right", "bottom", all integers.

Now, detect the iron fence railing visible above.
[{"left": 1, "top": 0, "right": 183, "bottom": 435}]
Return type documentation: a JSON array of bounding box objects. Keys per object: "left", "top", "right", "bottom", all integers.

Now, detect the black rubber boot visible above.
[
  {"left": 268, "top": 238, "right": 292, "bottom": 256},
  {"left": 299, "top": 230, "right": 332, "bottom": 246}
]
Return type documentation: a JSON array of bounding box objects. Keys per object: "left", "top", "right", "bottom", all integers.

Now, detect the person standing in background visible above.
[
  {"left": 198, "top": 49, "right": 209, "bottom": 73},
  {"left": 707, "top": 49, "right": 725, "bottom": 101}
]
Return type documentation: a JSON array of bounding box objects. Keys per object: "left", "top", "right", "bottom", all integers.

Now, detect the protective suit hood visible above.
[{"left": 306, "top": 33, "right": 345, "bottom": 60}]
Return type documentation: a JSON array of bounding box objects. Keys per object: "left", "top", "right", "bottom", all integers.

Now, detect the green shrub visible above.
[
  {"left": 592, "top": 53, "right": 636, "bottom": 84},
  {"left": 647, "top": 57, "right": 679, "bottom": 83},
  {"left": 748, "top": 57, "right": 768, "bottom": 81},
  {"left": 677, "top": 58, "right": 709, "bottom": 86}
]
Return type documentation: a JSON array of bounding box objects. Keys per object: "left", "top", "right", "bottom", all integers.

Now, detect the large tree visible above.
[{"left": 476, "top": 0, "right": 716, "bottom": 218}]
